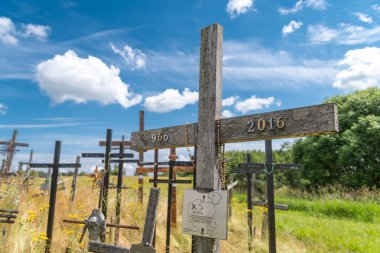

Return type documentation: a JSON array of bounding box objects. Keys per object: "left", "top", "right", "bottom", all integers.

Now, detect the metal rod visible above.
[
  {"left": 246, "top": 153, "right": 253, "bottom": 252},
  {"left": 62, "top": 219, "right": 139, "bottom": 230},
  {"left": 265, "top": 140, "right": 276, "bottom": 253},
  {"left": 45, "top": 140, "right": 61, "bottom": 253},
  {"left": 101, "top": 129, "right": 112, "bottom": 225},
  {"left": 115, "top": 136, "right": 124, "bottom": 245},
  {"left": 166, "top": 159, "right": 174, "bottom": 253}
]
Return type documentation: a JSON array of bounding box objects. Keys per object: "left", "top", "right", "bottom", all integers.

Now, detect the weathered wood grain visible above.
[
  {"left": 227, "top": 181, "right": 238, "bottom": 191},
  {"left": 130, "top": 103, "right": 338, "bottom": 151},
  {"left": 193, "top": 22, "right": 223, "bottom": 253},
  {"left": 142, "top": 188, "right": 160, "bottom": 245},
  {"left": 88, "top": 241, "right": 129, "bottom": 253}
]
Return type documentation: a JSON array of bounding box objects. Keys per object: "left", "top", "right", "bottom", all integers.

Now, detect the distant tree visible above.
[{"left": 291, "top": 87, "right": 380, "bottom": 189}]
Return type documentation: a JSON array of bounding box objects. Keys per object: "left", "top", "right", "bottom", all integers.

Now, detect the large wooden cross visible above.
[
  {"left": 29, "top": 141, "right": 81, "bottom": 253},
  {"left": 0, "top": 130, "right": 29, "bottom": 174},
  {"left": 130, "top": 24, "right": 339, "bottom": 253}
]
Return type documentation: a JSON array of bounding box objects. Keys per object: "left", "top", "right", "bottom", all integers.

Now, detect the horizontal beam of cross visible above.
[
  {"left": 233, "top": 163, "right": 300, "bottom": 174},
  {"left": 62, "top": 219, "right": 139, "bottom": 230},
  {"left": 29, "top": 163, "right": 81, "bottom": 168},
  {"left": 101, "top": 159, "right": 139, "bottom": 164},
  {"left": 0, "top": 141, "right": 29, "bottom": 147},
  {"left": 82, "top": 153, "right": 134, "bottom": 158},
  {"left": 149, "top": 179, "right": 192, "bottom": 184},
  {"left": 137, "top": 166, "right": 194, "bottom": 174},
  {"left": 131, "top": 103, "right": 338, "bottom": 151},
  {"left": 251, "top": 200, "right": 288, "bottom": 211},
  {"left": 99, "top": 141, "right": 132, "bottom": 147}
]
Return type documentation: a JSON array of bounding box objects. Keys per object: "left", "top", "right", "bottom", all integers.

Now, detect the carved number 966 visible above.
[
  {"left": 151, "top": 131, "right": 169, "bottom": 143},
  {"left": 247, "top": 117, "right": 285, "bottom": 133}
]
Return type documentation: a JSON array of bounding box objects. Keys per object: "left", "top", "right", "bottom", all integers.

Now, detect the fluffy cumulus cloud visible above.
[
  {"left": 235, "top": 96, "right": 281, "bottom": 114},
  {"left": 278, "top": 0, "right": 327, "bottom": 15},
  {"left": 111, "top": 43, "right": 146, "bottom": 70},
  {"left": 222, "top": 96, "right": 240, "bottom": 106},
  {"left": 333, "top": 47, "right": 380, "bottom": 91},
  {"left": 226, "top": 0, "right": 253, "bottom": 18},
  {"left": 0, "top": 16, "right": 50, "bottom": 45},
  {"left": 308, "top": 24, "right": 380, "bottom": 45},
  {"left": 0, "top": 17, "right": 18, "bottom": 45},
  {"left": 36, "top": 50, "right": 142, "bottom": 108},
  {"left": 0, "top": 103, "right": 7, "bottom": 115},
  {"left": 143, "top": 88, "right": 198, "bottom": 113},
  {"left": 222, "top": 110, "right": 234, "bottom": 118},
  {"left": 282, "top": 21, "right": 303, "bottom": 36},
  {"left": 22, "top": 24, "right": 50, "bottom": 40},
  {"left": 372, "top": 4, "right": 380, "bottom": 12}
]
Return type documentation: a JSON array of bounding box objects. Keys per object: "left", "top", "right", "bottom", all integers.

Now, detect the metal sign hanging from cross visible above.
[
  {"left": 29, "top": 141, "right": 81, "bottom": 253},
  {"left": 129, "top": 23, "right": 339, "bottom": 253}
]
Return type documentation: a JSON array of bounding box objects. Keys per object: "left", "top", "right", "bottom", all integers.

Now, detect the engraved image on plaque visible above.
[{"left": 182, "top": 189, "right": 228, "bottom": 240}]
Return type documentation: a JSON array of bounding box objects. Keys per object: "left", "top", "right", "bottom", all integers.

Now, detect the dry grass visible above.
[{"left": 0, "top": 175, "right": 315, "bottom": 252}]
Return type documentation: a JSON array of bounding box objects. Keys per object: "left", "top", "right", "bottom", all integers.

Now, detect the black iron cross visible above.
[
  {"left": 29, "top": 141, "right": 81, "bottom": 253},
  {"left": 232, "top": 147, "right": 300, "bottom": 252},
  {"left": 148, "top": 160, "right": 192, "bottom": 253}
]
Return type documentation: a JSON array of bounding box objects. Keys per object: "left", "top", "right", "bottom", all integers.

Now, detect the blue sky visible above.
[{"left": 0, "top": 0, "right": 379, "bottom": 172}]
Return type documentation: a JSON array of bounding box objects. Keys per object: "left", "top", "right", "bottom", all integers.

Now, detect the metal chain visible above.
[
  {"left": 185, "top": 123, "right": 196, "bottom": 169},
  {"left": 264, "top": 163, "right": 275, "bottom": 174},
  {"left": 216, "top": 118, "right": 226, "bottom": 190}
]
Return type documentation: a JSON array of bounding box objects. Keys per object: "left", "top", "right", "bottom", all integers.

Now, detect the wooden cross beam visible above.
[
  {"left": 0, "top": 130, "right": 29, "bottom": 174},
  {"left": 128, "top": 24, "right": 339, "bottom": 253},
  {"left": 0, "top": 209, "right": 18, "bottom": 224},
  {"left": 29, "top": 141, "right": 81, "bottom": 253},
  {"left": 88, "top": 188, "right": 160, "bottom": 253}
]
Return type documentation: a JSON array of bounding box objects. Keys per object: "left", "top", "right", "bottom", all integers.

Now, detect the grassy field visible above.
[{"left": 0, "top": 175, "right": 379, "bottom": 252}]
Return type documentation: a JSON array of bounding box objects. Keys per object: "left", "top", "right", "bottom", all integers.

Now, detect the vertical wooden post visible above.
[
  {"left": 115, "top": 136, "right": 125, "bottom": 245},
  {"left": 265, "top": 140, "right": 276, "bottom": 253},
  {"left": 166, "top": 160, "right": 174, "bottom": 253},
  {"left": 25, "top": 149, "right": 34, "bottom": 193},
  {"left": 138, "top": 110, "right": 144, "bottom": 204},
  {"left": 246, "top": 153, "right": 253, "bottom": 251},
  {"left": 4, "top": 130, "right": 17, "bottom": 173},
  {"left": 194, "top": 23, "right": 223, "bottom": 253},
  {"left": 45, "top": 141, "right": 61, "bottom": 253},
  {"left": 170, "top": 147, "right": 177, "bottom": 227},
  {"left": 152, "top": 148, "right": 158, "bottom": 248},
  {"left": 102, "top": 129, "right": 112, "bottom": 222},
  {"left": 70, "top": 156, "right": 80, "bottom": 205}
]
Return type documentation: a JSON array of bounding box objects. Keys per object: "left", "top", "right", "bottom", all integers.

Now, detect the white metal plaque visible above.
[{"left": 182, "top": 189, "right": 228, "bottom": 240}]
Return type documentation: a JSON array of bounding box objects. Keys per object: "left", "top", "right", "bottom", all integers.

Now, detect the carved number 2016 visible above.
[{"left": 247, "top": 117, "right": 285, "bottom": 132}]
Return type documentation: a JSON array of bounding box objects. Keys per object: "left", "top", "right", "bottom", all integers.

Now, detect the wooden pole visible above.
[
  {"left": 265, "top": 140, "right": 276, "bottom": 253},
  {"left": 45, "top": 141, "right": 61, "bottom": 253},
  {"left": 70, "top": 156, "right": 80, "bottom": 204},
  {"left": 102, "top": 129, "right": 112, "bottom": 223},
  {"left": 194, "top": 23, "right": 223, "bottom": 253},
  {"left": 4, "top": 130, "right": 17, "bottom": 173},
  {"left": 138, "top": 110, "right": 144, "bottom": 204},
  {"left": 25, "top": 149, "right": 34, "bottom": 193}
]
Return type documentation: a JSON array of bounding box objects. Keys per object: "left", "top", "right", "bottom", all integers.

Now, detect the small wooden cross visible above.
[
  {"left": 29, "top": 140, "right": 81, "bottom": 253},
  {"left": 0, "top": 130, "right": 29, "bottom": 174},
  {"left": 88, "top": 188, "right": 161, "bottom": 253}
]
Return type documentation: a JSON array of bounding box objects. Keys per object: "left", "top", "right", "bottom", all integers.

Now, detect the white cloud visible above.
[
  {"left": 143, "top": 88, "right": 198, "bottom": 113},
  {"left": 278, "top": 0, "right": 327, "bottom": 15},
  {"left": 372, "top": 4, "right": 380, "bottom": 12},
  {"left": 22, "top": 24, "right": 50, "bottom": 40},
  {"left": 226, "top": 0, "right": 253, "bottom": 18},
  {"left": 354, "top": 12, "right": 373, "bottom": 24},
  {"left": 111, "top": 43, "right": 146, "bottom": 70},
  {"left": 0, "top": 17, "right": 18, "bottom": 45},
  {"left": 223, "top": 41, "right": 337, "bottom": 88},
  {"left": 222, "top": 96, "right": 240, "bottom": 106},
  {"left": 36, "top": 50, "right": 142, "bottom": 108},
  {"left": 333, "top": 47, "right": 380, "bottom": 91},
  {"left": 0, "top": 103, "right": 7, "bottom": 115},
  {"left": 222, "top": 110, "right": 234, "bottom": 118},
  {"left": 308, "top": 24, "right": 380, "bottom": 45},
  {"left": 0, "top": 17, "right": 51, "bottom": 45},
  {"left": 282, "top": 21, "right": 303, "bottom": 36},
  {"left": 235, "top": 96, "right": 280, "bottom": 114}
]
